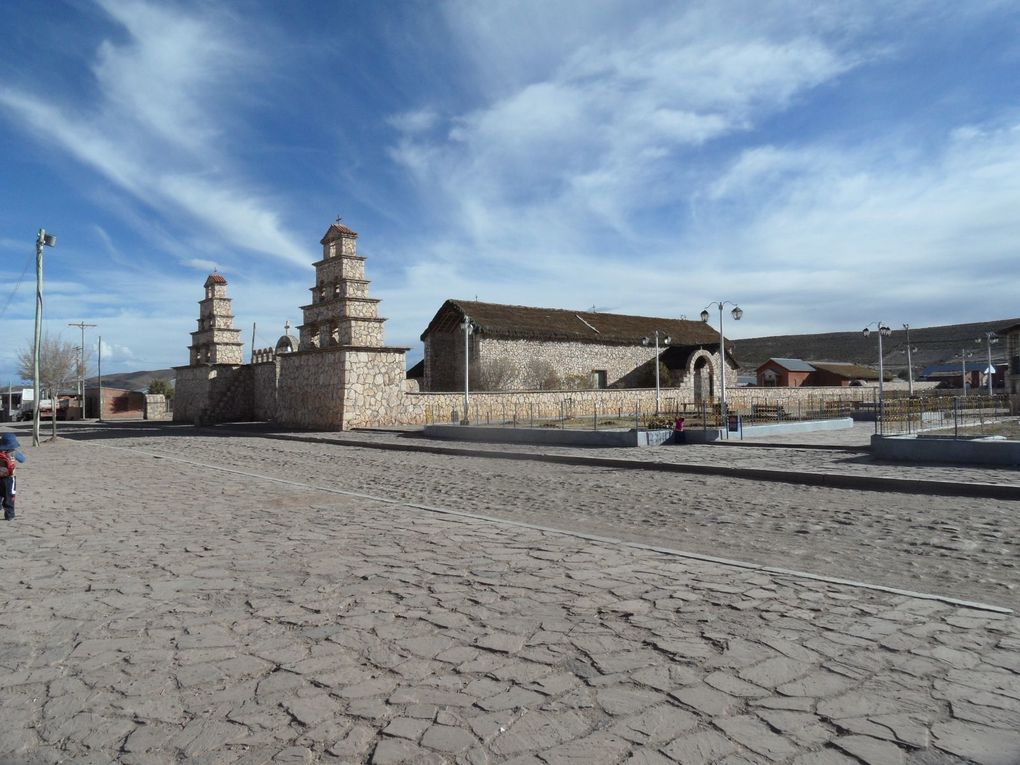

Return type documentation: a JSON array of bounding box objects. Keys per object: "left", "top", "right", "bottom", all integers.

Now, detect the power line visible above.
[{"left": 0, "top": 251, "right": 34, "bottom": 320}]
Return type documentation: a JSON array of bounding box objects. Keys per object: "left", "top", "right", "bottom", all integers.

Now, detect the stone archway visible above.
[{"left": 692, "top": 355, "right": 714, "bottom": 404}]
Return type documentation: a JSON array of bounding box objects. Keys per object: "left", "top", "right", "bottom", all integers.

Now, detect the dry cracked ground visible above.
[{"left": 0, "top": 426, "right": 1018, "bottom": 764}]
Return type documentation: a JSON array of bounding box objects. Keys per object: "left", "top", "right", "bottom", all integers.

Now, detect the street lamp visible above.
[
  {"left": 862, "top": 322, "right": 892, "bottom": 420},
  {"left": 976, "top": 332, "right": 998, "bottom": 396},
  {"left": 32, "top": 228, "right": 57, "bottom": 447},
  {"left": 641, "top": 330, "right": 671, "bottom": 414},
  {"left": 902, "top": 324, "right": 914, "bottom": 397},
  {"left": 461, "top": 315, "right": 473, "bottom": 424},
  {"left": 700, "top": 301, "right": 742, "bottom": 425}
]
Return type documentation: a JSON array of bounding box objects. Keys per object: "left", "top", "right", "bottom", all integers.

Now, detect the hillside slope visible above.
[
  {"left": 84, "top": 368, "right": 174, "bottom": 392},
  {"left": 732, "top": 318, "right": 1018, "bottom": 375}
]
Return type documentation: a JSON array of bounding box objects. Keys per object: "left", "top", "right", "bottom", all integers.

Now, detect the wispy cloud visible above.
[
  {"left": 378, "top": 0, "right": 1020, "bottom": 339},
  {"left": 0, "top": 0, "right": 304, "bottom": 267}
]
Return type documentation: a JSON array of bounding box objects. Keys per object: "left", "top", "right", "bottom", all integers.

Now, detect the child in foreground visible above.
[{"left": 0, "top": 432, "right": 25, "bottom": 521}]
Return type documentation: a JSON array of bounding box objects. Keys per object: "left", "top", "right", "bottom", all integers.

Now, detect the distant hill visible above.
[
  {"left": 86, "top": 317, "right": 1019, "bottom": 390},
  {"left": 732, "top": 318, "right": 1018, "bottom": 376},
  {"left": 85, "top": 368, "right": 174, "bottom": 392}
]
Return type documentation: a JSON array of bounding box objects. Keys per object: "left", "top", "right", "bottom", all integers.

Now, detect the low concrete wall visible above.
[
  {"left": 683, "top": 418, "right": 854, "bottom": 442},
  {"left": 424, "top": 424, "right": 675, "bottom": 448},
  {"left": 739, "top": 418, "right": 854, "bottom": 438},
  {"left": 871, "top": 434, "right": 1020, "bottom": 466}
]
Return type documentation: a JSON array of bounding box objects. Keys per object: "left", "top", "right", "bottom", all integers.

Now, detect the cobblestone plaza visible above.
[{"left": 1, "top": 424, "right": 1018, "bottom": 763}]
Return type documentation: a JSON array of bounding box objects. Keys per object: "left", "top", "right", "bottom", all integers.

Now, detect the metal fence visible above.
[
  {"left": 422, "top": 392, "right": 875, "bottom": 432},
  {"left": 877, "top": 394, "right": 1012, "bottom": 437}
]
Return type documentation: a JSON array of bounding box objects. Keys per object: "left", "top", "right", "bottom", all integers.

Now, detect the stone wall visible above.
[
  {"left": 275, "top": 349, "right": 346, "bottom": 429},
  {"left": 252, "top": 361, "right": 278, "bottom": 422},
  {"left": 341, "top": 350, "right": 409, "bottom": 428},
  {"left": 425, "top": 335, "right": 736, "bottom": 395},
  {"left": 143, "top": 394, "right": 169, "bottom": 420},
  {"left": 424, "top": 331, "right": 463, "bottom": 391},
  {"left": 402, "top": 385, "right": 876, "bottom": 425},
  {"left": 172, "top": 365, "right": 215, "bottom": 423}
]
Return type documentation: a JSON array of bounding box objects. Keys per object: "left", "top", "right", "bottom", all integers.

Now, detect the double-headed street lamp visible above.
[
  {"left": 700, "top": 301, "right": 742, "bottom": 423},
  {"left": 976, "top": 331, "right": 998, "bottom": 396},
  {"left": 641, "top": 330, "right": 671, "bottom": 414},
  {"left": 862, "top": 322, "right": 892, "bottom": 418}
]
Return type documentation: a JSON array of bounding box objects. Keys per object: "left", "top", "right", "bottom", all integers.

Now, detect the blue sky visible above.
[{"left": 2, "top": 0, "right": 1019, "bottom": 382}]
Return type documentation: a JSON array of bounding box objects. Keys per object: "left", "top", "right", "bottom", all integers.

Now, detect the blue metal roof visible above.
[
  {"left": 921, "top": 362, "right": 988, "bottom": 376},
  {"left": 763, "top": 358, "right": 816, "bottom": 372}
]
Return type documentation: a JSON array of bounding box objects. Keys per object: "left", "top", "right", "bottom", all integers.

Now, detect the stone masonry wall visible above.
[
  {"left": 402, "top": 385, "right": 875, "bottom": 425},
  {"left": 426, "top": 335, "right": 736, "bottom": 394},
  {"left": 172, "top": 365, "right": 214, "bottom": 423},
  {"left": 475, "top": 338, "right": 659, "bottom": 389},
  {"left": 143, "top": 394, "right": 169, "bottom": 420},
  {"left": 341, "top": 350, "right": 409, "bottom": 429},
  {"left": 275, "top": 349, "right": 347, "bottom": 429},
  {"left": 252, "top": 361, "right": 279, "bottom": 422}
]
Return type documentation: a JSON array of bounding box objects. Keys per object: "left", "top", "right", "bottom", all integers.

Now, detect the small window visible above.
[{"left": 592, "top": 370, "right": 607, "bottom": 389}]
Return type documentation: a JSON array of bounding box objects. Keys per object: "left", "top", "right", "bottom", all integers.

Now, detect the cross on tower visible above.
[
  {"left": 284, "top": 320, "right": 291, "bottom": 335},
  {"left": 335, "top": 215, "right": 342, "bottom": 224}
]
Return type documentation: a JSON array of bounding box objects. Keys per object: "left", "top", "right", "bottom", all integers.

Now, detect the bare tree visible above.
[
  {"left": 17, "top": 332, "right": 78, "bottom": 439},
  {"left": 523, "top": 359, "right": 561, "bottom": 390},
  {"left": 470, "top": 357, "right": 515, "bottom": 391}
]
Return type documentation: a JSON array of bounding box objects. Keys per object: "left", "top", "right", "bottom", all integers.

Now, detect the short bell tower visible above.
[{"left": 189, "top": 273, "right": 244, "bottom": 365}]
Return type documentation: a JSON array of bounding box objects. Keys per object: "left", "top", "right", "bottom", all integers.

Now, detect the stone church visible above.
[
  {"left": 174, "top": 222, "right": 410, "bottom": 429},
  {"left": 419, "top": 300, "right": 737, "bottom": 401},
  {"left": 174, "top": 221, "right": 740, "bottom": 429}
]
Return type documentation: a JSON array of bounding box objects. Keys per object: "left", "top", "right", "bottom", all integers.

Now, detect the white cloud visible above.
[
  {"left": 388, "top": 108, "right": 440, "bottom": 134},
  {"left": 0, "top": 1, "right": 304, "bottom": 267}
]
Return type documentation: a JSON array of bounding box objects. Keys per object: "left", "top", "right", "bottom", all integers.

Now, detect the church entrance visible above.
[{"left": 692, "top": 357, "right": 714, "bottom": 404}]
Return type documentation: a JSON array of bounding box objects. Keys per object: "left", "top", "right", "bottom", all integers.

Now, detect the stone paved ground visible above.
[
  {"left": 1, "top": 432, "right": 1019, "bottom": 764},
  {"left": 57, "top": 424, "right": 1020, "bottom": 611}
]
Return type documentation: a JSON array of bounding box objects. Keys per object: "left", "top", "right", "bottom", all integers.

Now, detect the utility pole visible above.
[
  {"left": 68, "top": 321, "right": 96, "bottom": 418},
  {"left": 33, "top": 229, "right": 57, "bottom": 446}
]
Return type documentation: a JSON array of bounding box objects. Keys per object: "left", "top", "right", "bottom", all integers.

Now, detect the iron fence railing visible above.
[
  {"left": 422, "top": 392, "right": 877, "bottom": 432},
  {"left": 877, "top": 394, "right": 1011, "bottom": 437}
]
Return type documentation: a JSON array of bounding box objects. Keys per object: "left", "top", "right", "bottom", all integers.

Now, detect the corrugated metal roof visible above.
[
  {"left": 921, "top": 362, "right": 989, "bottom": 376},
  {"left": 762, "top": 358, "right": 816, "bottom": 372}
]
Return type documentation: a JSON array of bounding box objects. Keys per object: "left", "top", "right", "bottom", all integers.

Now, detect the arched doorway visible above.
[{"left": 692, "top": 356, "right": 714, "bottom": 404}]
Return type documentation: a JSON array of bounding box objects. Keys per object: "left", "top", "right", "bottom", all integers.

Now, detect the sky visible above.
[{"left": 2, "top": 0, "right": 1019, "bottom": 383}]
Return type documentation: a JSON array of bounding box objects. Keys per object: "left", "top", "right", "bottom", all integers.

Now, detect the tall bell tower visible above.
[
  {"left": 297, "top": 221, "right": 387, "bottom": 350},
  {"left": 188, "top": 273, "right": 244, "bottom": 365}
]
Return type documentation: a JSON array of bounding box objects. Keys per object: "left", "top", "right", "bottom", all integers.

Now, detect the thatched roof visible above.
[
  {"left": 422, "top": 300, "right": 731, "bottom": 349},
  {"left": 808, "top": 361, "right": 880, "bottom": 380}
]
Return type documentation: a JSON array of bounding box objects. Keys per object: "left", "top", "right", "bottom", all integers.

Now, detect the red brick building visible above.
[{"left": 755, "top": 358, "right": 881, "bottom": 387}]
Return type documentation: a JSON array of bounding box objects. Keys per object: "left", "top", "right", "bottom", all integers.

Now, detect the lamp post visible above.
[
  {"left": 700, "top": 301, "right": 742, "bottom": 424},
  {"left": 641, "top": 330, "right": 671, "bottom": 414},
  {"left": 32, "top": 228, "right": 57, "bottom": 447},
  {"left": 461, "top": 315, "right": 473, "bottom": 424},
  {"left": 68, "top": 321, "right": 96, "bottom": 418},
  {"left": 903, "top": 324, "right": 914, "bottom": 397},
  {"left": 976, "top": 332, "right": 998, "bottom": 396},
  {"left": 862, "top": 322, "right": 892, "bottom": 423}
]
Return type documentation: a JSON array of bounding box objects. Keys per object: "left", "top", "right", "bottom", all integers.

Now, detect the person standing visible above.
[
  {"left": 673, "top": 416, "right": 686, "bottom": 444},
  {"left": 0, "top": 433, "right": 25, "bottom": 521}
]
